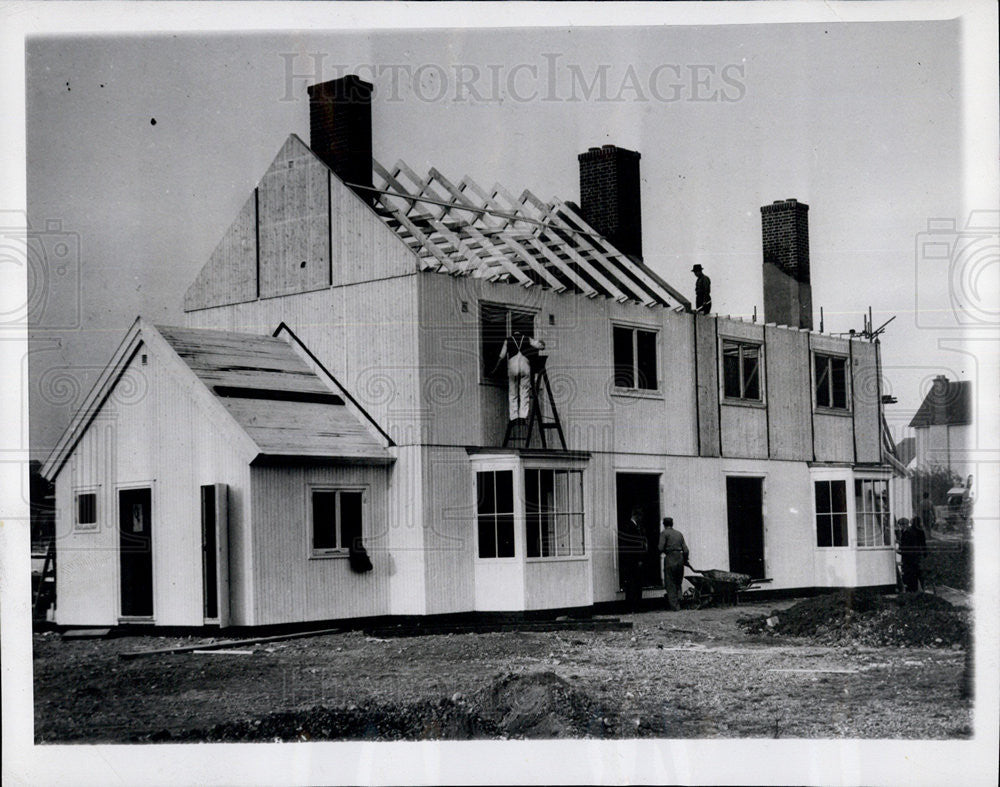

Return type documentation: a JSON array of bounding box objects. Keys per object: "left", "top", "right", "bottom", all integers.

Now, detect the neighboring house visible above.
[
  {"left": 42, "top": 76, "right": 899, "bottom": 629},
  {"left": 908, "top": 376, "right": 973, "bottom": 477},
  {"left": 889, "top": 436, "right": 916, "bottom": 521}
]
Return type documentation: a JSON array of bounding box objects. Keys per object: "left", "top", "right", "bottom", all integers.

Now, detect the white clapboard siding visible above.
[
  {"left": 54, "top": 340, "right": 255, "bottom": 627},
  {"left": 250, "top": 464, "right": 391, "bottom": 624}
]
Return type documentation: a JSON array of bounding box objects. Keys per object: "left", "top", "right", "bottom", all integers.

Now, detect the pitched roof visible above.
[
  {"left": 365, "top": 158, "right": 691, "bottom": 309},
  {"left": 893, "top": 436, "right": 917, "bottom": 466},
  {"left": 156, "top": 325, "right": 391, "bottom": 462},
  {"left": 42, "top": 320, "right": 391, "bottom": 480},
  {"left": 907, "top": 378, "right": 972, "bottom": 428}
]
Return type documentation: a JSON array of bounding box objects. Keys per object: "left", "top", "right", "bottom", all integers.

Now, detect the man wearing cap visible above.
[
  {"left": 658, "top": 517, "right": 690, "bottom": 611},
  {"left": 692, "top": 264, "right": 711, "bottom": 314}
]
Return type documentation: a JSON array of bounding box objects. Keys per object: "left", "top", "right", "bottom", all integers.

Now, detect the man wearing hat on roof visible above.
[{"left": 692, "top": 264, "right": 711, "bottom": 314}]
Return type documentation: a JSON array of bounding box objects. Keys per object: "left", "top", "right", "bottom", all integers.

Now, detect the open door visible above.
[
  {"left": 201, "top": 483, "right": 229, "bottom": 626},
  {"left": 119, "top": 487, "right": 153, "bottom": 617},
  {"left": 615, "top": 473, "right": 662, "bottom": 589},
  {"left": 726, "top": 476, "right": 765, "bottom": 579}
]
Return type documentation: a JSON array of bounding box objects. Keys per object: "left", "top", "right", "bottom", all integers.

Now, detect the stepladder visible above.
[{"left": 502, "top": 355, "right": 566, "bottom": 450}]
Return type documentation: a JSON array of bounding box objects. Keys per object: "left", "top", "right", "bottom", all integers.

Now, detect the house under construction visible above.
[{"left": 42, "top": 76, "right": 899, "bottom": 628}]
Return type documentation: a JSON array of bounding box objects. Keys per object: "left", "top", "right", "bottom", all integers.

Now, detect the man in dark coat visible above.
[
  {"left": 692, "top": 264, "right": 712, "bottom": 314},
  {"left": 619, "top": 506, "right": 648, "bottom": 609},
  {"left": 899, "top": 516, "right": 928, "bottom": 592}
]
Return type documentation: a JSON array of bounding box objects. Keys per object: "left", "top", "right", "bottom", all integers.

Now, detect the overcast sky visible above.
[{"left": 25, "top": 21, "right": 974, "bottom": 457}]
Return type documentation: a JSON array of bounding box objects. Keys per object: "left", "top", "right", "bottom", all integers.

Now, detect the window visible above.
[
  {"left": 815, "top": 353, "right": 848, "bottom": 409},
  {"left": 481, "top": 303, "right": 535, "bottom": 382},
  {"left": 613, "top": 325, "right": 658, "bottom": 390},
  {"left": 525, "top": 469, "right": 585, "bottom": 558},
  {"left": 722, "top": 341, "right": 762, "bottom": 401},
  {"left": 75, "top": 491, "right": 97, "bottom": 530},
  {"left": 855, "top": 479, "right": 891, "bottom": 547},
  {"left": 310, "top": 488, "right": 363, "bottom": 556},
  {"left": 815, "top": 480, "right": 848, "bottom": 547},
  {"left": 477, "top": 470, "right": 515, "bottom": 558}
]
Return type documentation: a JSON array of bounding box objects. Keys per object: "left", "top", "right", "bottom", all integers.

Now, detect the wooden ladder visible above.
[
  {"left": 503, "top": 357, "right": 567, "bottom": 450},
  {"left": 33, "top": 538, "right": 56, "bottom": 619}
]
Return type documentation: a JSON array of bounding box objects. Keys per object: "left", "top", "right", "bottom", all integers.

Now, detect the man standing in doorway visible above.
[
  {"left": 659, "top": 517, "right": 690, "bottom": 611},
  {"left": 619, "top": 506, "right": 648, "bottom": 610},
  {"left": 692, "top": 264, "right": 712, "bottom": 314}
]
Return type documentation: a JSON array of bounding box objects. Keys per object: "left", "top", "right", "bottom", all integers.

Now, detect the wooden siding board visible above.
[
  {"left": 385, "top": 445, "right": 428, "bottom": 614},
  {"left": 250, "top": 464, "right": 390, "bottom": 624},
  {"left": 694, "top": 314, "right": 721, "bottom": 457},
  {"left": 765, "top": 326, "right": 813, "bottom": 460},
  {"left": 851, "top": 341, "right": 882, "bottom": 463},
  {"left": 421, "top": 446, "right": 476, "bottom": 614},
  {"left": 184, "top": 195, "right": 258, "bottom": 311},
  {"left": 258, "top": 137, "right": 332, "bottom": 298}
]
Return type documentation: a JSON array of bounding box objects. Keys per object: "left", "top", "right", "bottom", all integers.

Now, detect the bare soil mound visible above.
[
  {"left": 740, "top": 590, "right": 968, "bottom": 647},
  {"left": 139, "top": 698, "right": 501, "bottom": 742},
  {"left": 472, "top": 671, "right": 605, "bottom": 738},
  {"left": 137, "top": 671, "right": 605, "bottom": 742}
]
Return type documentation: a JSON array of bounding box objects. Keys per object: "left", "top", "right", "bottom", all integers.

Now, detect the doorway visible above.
[
  {"left": 201, "top": 485, "right": 219, "bottom": 620},
  {"left": 615, "top": 473, "right": 662, "bottom": 589},
  {"left": 726, "top": 476, "right": 765, "bottom": 578},
  {"left": 119, "top": 487, "right": 153, "bottom": 617}
]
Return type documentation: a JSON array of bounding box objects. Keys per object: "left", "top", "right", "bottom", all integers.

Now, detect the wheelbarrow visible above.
[{"left": 684, "top": 567, "right": 754, "bottom": 608}]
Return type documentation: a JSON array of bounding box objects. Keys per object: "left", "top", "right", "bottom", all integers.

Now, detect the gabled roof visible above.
[
  {"left": 41, "top": 320, "right": 391, "bottom": 480},
  {"left": 894, "top": 436, "right": 916, "bottom": 466},
  {"left": 156, "top": 325, "right": 391, "bottom": 462},
  {"left": 907, "top": 378, "right": 972, "bottom": 428},
  {"left": 366, "top": 158, "right": 691, "bottom": 309}
]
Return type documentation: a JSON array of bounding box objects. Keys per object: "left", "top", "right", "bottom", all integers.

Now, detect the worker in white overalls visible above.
[{"left": 491, "top": 331, "right": 545, "bottom": 422}]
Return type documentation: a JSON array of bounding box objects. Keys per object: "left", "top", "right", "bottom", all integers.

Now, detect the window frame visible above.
[
  {"left": 479, "top": 301, "right": 538, "bottom": 385},
  {"left": 307, "top": 484, "right": 367, "bottom": 559},
  {"left": 524, "top": 468, "right": 586, "bottom": 561},
  {"left": 813, "top": 352, "right": 850, "bottom": 412},
  {"left": 73, "top": 486, "right": 100, "bottom": 532},
  {"left": 814, "top": 478, "right": 850, "bottom": 548},
  {"left": 475, "top": 469, "right": 517, "bottom": 560},
  {"left": 610, "top": 321, "right": 661, "bottom": 395},
  {"left": 854, "top": 477, "right": 894, "bottom": 549},
  {"left": 720, "top": 338, "right": 765, "bottom": 405}
]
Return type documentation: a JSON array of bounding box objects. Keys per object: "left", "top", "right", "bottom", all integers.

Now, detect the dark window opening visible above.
[
  {"left": 613, "top": 325, "right": 657, "bottom": 391},
  {"left": 311, "top": 489, "right": 364, "bottom": 555},
  {"left": 815, "top": 354, "right": 848, "bottom": 410},
  {"left": 477, "top": 470, "right": 515, "bottom": 558},
  {"left": 722, "top": 341, "right": 761, "bottom": 401},
  {"left": 481, "top": 304, "right": 535, "bottom": 383},
  {"left": 815, "top": 479, "right": 848, "bottom": 547},
  {"left": 76, "top": 492, "right": 96, "bottom": 527}
]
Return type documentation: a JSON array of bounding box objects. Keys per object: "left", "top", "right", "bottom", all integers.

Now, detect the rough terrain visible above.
[{"left": 33, "top": 596, "right": 973, "bottom": 743}]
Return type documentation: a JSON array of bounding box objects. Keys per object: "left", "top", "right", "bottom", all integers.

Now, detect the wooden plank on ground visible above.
[{"left": 119, "top": 626, "right": 348, "bottom": 660}]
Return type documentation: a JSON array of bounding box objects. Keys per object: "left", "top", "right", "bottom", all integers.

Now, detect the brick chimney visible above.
[
  {"left": 761, "top": 199, "right": 813, "bottom": 330},
  {"left": 307, "top": 75, "right": 374, "bottom": 198},
  {"left": 578, "top": 145, "right": 642, "bottom": 260}
]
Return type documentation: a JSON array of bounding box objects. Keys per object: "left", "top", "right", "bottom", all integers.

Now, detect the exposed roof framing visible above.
[{"left": 364, "top": 158, "right": 691, "bottom": 309}]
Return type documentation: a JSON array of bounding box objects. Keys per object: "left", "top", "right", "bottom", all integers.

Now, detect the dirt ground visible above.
[{"left": 33, "top": 598, "right": 972, "bottom": 743}]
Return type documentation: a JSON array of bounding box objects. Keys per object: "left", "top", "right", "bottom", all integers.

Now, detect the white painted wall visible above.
[{"left": 53, "top": 342, "right": 254, "bottom": 627}]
